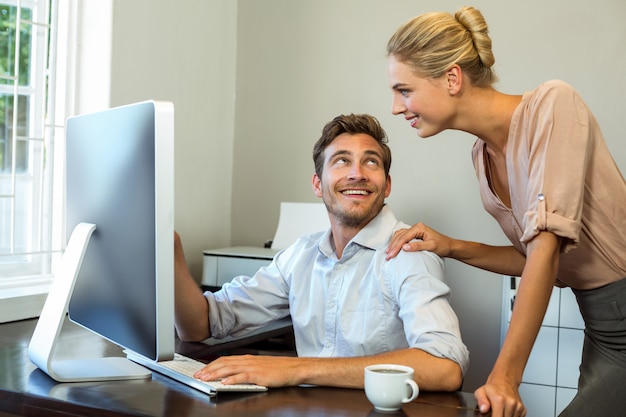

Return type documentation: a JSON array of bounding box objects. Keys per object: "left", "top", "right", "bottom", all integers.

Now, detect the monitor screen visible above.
[{"left": 65, "top": 100, "right": 175, "bottom": 362}]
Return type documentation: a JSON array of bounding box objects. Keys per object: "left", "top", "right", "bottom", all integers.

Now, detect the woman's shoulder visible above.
[
  {"left": 527, "top": 79, "right": 579, "bottom": 102},
  {"left": 519, "top": 80, "right": 588, "bottom": 121},
  {"left": 537, "top": 79, "right": 574, "bottom": 90}
]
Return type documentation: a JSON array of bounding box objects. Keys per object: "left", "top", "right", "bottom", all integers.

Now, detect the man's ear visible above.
[
  {"left": 446, "top": 64, "right": 463, "bottom": 95},
  {"left": 384, "top": 174, "right": 392, "bottom": 198},
  {"left": 312, "top": 173, "right": 323, "bottom": 197}
]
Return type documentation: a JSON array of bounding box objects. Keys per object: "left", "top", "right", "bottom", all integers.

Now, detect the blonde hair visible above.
[{"left": 387, "top": 6, "right": 498, "bottom": 87}]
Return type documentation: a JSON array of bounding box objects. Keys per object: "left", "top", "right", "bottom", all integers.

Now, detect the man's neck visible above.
[
  {"left": 329, "top": 225, "right": 360, "bottom": 259},
  {"left": 327, "top": 206, "right": 384, "bottom": 259}
]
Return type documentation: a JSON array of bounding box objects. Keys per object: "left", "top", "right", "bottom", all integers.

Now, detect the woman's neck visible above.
[{"left": 456, "top": 87, "right": 522, "bottom": 153}]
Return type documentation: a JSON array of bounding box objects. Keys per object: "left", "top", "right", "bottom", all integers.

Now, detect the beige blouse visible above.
[{"left": 472, "top": 80, "right": 626, "bottom": 289}]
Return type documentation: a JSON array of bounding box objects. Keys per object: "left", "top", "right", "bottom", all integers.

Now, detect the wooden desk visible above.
[{"left": 0, "top": 318, "right": 485, "bottom": 417}]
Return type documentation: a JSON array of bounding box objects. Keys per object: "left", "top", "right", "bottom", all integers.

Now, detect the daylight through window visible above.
[{"left": 0, "top": 0, "right": 61, "bottom": 287}]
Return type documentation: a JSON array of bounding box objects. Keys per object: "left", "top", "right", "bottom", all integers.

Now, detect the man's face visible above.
[{"left": 312, "top": 133, "right": 391, "bottom": 229}]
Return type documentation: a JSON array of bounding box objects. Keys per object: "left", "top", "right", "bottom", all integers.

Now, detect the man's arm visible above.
[
  {"left": 174, "top": 232, "right": 211, "bottom": 342},
  {"left": 193, "top": 347, "right": 462, "bottom": 391}
]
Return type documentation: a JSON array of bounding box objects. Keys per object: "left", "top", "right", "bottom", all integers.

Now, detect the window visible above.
[{"left": 0, "top": 0, "right": 63, "bottom": 322}]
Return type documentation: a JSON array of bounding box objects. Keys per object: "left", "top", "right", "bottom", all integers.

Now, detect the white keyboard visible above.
[{"left": 125, "top": 351, "right": 267, "bottom": 396}]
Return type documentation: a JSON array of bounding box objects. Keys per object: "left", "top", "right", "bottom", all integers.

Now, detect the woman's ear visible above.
[{"left": 446, "top": 64, "right": 463, "bottom": 95}]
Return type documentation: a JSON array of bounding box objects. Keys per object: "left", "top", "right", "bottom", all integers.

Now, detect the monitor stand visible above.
[{"left": 28, "top": 222, "right": 152, "bottom": 382}]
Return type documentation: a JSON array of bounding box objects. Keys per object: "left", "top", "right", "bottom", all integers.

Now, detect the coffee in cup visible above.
[{"left": 364, "top": 364, "right": 419, "bottom": 412}]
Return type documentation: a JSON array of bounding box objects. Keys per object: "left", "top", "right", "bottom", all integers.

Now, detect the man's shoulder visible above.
[
  {"left": 393, "top": 244, "right": 444, "bottom": 264},
  {"left": 385, "top": 243, "right": 445, "bottom": 280}
]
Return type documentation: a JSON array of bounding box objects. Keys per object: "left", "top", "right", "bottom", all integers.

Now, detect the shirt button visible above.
[{"left": 538, "top": 193, "right": 545, "bottom": 201}]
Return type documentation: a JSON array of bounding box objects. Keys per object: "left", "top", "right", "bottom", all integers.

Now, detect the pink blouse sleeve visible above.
[{"left": 510, "top": 80, "right": 591, "bottom": 252}]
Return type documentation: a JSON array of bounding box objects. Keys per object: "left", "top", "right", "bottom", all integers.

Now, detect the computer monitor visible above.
[{"left": 28, "top": 100, "right": 175, "bottom": 382}]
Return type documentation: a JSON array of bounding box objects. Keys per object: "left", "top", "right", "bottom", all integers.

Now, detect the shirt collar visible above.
[{"left": 318, "top": 205, "right": 399, "bottom": 257}]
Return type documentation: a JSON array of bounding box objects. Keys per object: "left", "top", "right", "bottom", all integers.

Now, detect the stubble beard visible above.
[{"left": 322, "top": 188, "right": 384, "bottom": 229}]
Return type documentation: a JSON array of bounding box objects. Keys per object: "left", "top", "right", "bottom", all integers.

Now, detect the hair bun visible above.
[{"left": 455, "top": 6, "right": 495, "bottom": 68}]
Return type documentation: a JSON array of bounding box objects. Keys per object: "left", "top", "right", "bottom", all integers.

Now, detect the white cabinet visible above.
[
  {"left": 523, "top": 326, "right": 558, "bottom": 385},
  {"left": 201, "top": 246, "right": 277, "bottom": 287},
  {"left": 502, "top": 277, "right": 584, "bottom": 416},
  {"left": 519, "top": 383, "right": 556, "bottom": 417},
  {"left": 556, "top": 388, "right": 577, "bottom": 414}
]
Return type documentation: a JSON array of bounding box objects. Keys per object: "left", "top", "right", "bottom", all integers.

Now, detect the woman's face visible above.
[{"left": 387, "top": 55, "right": 454, "bottom": 138}]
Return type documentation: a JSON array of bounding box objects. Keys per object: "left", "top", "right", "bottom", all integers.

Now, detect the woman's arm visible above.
[
  {"left": 386, "top": 222, "right": 526, "bottom": 276},
  {"left": 475, "top": 230, "right": 560, "bottom": 416}
]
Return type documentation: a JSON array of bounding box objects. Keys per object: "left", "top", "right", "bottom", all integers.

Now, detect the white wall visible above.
[
  {"left": 86, "top": 0, "right": 626, "bottom": 393},
  {"left": 107, "top": 0, "right": 238, "bottom": 279}
]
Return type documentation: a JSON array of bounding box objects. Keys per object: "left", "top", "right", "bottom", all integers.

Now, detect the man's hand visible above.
[{"left": 194, "top": 355, "right": 307, "bottom": 387}]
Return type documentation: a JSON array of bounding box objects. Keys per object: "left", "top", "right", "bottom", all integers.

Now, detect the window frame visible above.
[{"left": 0, "top": 0, "right": 71, "bottom": 323}]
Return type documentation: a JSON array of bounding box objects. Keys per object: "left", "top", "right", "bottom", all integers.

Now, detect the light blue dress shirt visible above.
[{"left": 205, "top": 205, "right": 469, "bottom": 375}]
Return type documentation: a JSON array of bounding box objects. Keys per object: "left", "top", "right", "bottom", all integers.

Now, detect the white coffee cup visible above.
[{"left": 364, "top": 364, "right": 419, "bottom": 412}]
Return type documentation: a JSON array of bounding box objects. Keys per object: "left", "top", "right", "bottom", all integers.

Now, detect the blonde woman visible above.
[{"left": 385, "top": 6, "right": 626, "bottom": 417}]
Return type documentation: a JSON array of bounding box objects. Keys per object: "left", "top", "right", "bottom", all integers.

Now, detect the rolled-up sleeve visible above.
[
  {"left": 512, "top": 81, "right": 590, "bottom": 252},
  {"left": 390, "top": 250, "right": 470, "bottom": 376}
]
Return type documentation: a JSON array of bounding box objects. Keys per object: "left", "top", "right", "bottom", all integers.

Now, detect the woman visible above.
[{"left": 385, "top": 6, "right": 626, "bottom": 417}]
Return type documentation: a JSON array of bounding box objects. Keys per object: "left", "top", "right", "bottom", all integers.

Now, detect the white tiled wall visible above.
[{"left": 503, "top": 277, "right": 584, "bottom": 417}]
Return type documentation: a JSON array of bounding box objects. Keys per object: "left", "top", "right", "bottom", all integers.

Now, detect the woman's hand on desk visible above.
[{"left": 194, "top": 354, "right": 308, "bottom": 387}]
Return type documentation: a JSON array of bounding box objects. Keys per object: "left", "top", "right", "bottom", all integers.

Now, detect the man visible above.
[{"left": 174, "top": 114, "right": 469, "bottom": 391}]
